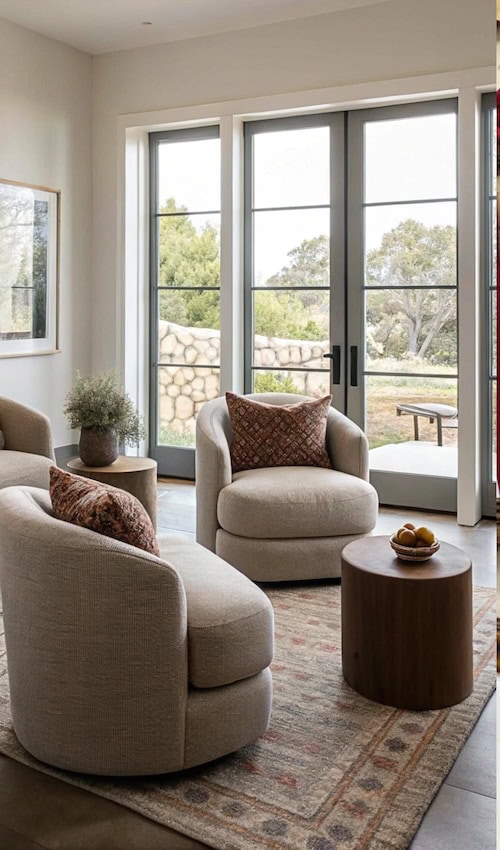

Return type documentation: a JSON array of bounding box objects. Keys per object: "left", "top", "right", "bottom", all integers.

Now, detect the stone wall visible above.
[{"left": 158, "top": 321, "right": 329, "bottom": 436}]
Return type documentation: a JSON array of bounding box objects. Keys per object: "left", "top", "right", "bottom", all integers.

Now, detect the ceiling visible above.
[{"left": 0, "top": 0, "right": 393, "bottom": 55}]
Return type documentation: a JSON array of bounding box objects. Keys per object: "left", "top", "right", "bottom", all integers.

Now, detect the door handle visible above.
[
  {"left": 323, "top": 345, "right": 341, "bottom": 385},
  {"left": 350, "top": 345, "right": 358, "bottom": 387}
]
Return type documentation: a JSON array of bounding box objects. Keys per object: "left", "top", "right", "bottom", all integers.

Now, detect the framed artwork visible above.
[{"left": 0, "top": 177, "right": 60, "bottom": 357}]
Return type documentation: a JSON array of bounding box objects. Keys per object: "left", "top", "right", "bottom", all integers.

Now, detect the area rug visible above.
[{"left": 0, "top": 583, "right": 495, "bottom": 850}]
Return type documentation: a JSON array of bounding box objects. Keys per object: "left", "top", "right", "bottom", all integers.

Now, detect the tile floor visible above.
[{"left": 0, "top": 480, "right": 494, "bottom": 850}]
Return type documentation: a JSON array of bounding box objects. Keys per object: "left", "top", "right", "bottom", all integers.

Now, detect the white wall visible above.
[
  {"left": 92, "top": 0, "right": 493, "bottom": 374},
  {"left": 0, "top": 18, "right": 92, "bottom": 447}
]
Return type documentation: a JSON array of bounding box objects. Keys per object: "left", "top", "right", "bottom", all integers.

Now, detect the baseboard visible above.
[{"left": 54, "top": 445, "right": 78, "bottom": 469}]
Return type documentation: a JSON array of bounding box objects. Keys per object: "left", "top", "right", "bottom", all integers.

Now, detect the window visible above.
[
  {"left": 149, "top": 127, "right": 220, "bottom": 474},
  {"left": 244, "top": 116, "right": 338, "bottom": 398}
]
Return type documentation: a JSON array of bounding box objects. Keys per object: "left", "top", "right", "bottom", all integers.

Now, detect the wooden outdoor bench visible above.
[{"left": 395, "top": 402, "right": 458, "bottom": 446}]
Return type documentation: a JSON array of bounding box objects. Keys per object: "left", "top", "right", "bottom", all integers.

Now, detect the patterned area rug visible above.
[{"left": 0, "top": 583, "right": 495, "bottom": 850}]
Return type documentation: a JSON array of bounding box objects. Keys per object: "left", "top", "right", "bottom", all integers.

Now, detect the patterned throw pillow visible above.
[
  {"left": 226, "top": 392, "right": 333, "bottom": 473},
  {"left": 49, "top": 466, "right": 160, "bottom": 556},
  {"left": 0, "top": 430, "right": 4, "bottom": 449}
]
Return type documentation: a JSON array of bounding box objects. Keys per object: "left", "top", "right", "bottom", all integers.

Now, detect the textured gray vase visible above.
[{"left": 79, "top": 427, "right": 119, "bottom": 467}]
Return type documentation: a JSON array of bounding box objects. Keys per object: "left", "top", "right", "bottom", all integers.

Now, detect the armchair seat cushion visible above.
[
  {"left": 217, "top": 466, "right": 378, "bottom": 539},
  {"left": 0, "top": 451, "right": 52, "bottom": 490},
  {"left": 158, "top": 534, "right": 274, "bottom": 689}
]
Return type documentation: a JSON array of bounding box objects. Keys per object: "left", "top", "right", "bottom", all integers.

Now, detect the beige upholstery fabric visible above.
[
  {"left": 196, "top": 394, "right": 378, "bottom": 581},
  {"left": 218, "top": 467, "right": 377, "bottom": 539},
  {"left": 0, "top": 397, "right": 55, "bottom": 459},
  {"left": 159, "top": 535, "right": 274, "bottom": 688},
  {"left": 0, "top": 486, "right": 273, "bottom": 775},
  {"left": 216, "top": 530, "right": 372, "bottom": 582},
  {"left": 184, "top": 669, "right": 273, "bottom": 769},
  {"left": 0, "top": 397, "right": 55, "bottom": 490},
  {"left": 0, "top": 450, "right": 53, "bottom": 489}
]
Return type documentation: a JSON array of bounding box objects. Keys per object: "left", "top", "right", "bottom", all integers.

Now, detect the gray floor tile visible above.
[
  {"left": 445, "top": 693, "right": 495, "bottom": 798},
  {"left": 409, "top": 784, "right": 495, "bottom": 850}
]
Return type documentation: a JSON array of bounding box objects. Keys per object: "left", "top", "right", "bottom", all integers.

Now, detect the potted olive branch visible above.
[{"left": 64, "top": 371, "right": 145, "bottom": 467}]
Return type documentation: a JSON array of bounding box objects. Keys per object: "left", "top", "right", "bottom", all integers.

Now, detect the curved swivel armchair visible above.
[
  {"left": 196, "top": 393, "right": 378, "bottom": 582},
  {"left": 0, "top": 486, "right": 273, "bottom": 776},
  {"left": 0, "top": 397, "right": 55, "bottom": 489}
]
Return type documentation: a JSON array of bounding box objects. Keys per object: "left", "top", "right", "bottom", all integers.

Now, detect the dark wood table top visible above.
[{"left": 341, "top": 535, "right": 471, "bottom": 581}]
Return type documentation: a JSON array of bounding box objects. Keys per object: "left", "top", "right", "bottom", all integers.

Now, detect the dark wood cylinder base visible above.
[{"left": 341, "top": 536, "right": 473, "bottom": 711}]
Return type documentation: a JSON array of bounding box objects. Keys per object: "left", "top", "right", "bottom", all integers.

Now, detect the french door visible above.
[
  {"left": 347, "top": 100, "right": 459, "bottom": 511},
  {"left": 244, "top": 100, "right": 459, "bottom": 511},
  {"left": 149, "top": 126, "right": 221, "bottom": 478}
]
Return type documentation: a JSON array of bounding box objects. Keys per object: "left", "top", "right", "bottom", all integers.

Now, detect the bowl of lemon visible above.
[{"left": 389, "top": 523, "right": 440, "bottom": 562}]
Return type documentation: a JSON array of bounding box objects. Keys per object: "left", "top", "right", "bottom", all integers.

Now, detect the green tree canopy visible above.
[
  {"left": 267, "top": 235, "right": 328, "bottom": 291},
  {"left": 158, "top": 201, "right": 456, "bottom": 367},
  {"left": 159, "top": 197, "right": 220, "bottom": 329}
]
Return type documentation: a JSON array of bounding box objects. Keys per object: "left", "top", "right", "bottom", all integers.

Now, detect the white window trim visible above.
[{"left": 117, "top": 65, "right": 494, "bottom": 524}]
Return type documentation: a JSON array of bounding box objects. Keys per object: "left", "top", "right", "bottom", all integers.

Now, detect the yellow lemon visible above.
[{"left": 415, "top": 526, "right": 435, "bottom": 546}]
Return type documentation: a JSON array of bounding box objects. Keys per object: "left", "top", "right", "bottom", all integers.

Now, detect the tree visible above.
[
  {"left": 262, "top": 234, "right": 329, "bottom": 337},
  {"left": 366, "top": 220, "right": 456, "bottom": 364},
  {"left": 158, "top": 197, "right": 220, "bottom": 329},
  {"left": 0, "top": 186, "right": 34, "bottom": 335},
  {"left": 254, "top": 290, "right": 324, "bottom": 340},
  {"left": 267, "top": 235, "right": 328, "bottom": 304}
]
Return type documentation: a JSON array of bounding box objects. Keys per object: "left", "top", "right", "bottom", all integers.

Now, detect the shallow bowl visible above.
[{"left": 389, "top": 534, "right": 440, "bottom": 562}]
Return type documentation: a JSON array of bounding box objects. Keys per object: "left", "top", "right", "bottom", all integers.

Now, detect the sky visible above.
[{"left": 157, "top": 111, "right": 457, "bottom": 283}]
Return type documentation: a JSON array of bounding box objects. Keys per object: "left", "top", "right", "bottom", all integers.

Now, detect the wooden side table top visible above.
[
  {"left": 342, "top": 535, "right": 471, "bottom": 580},
  {"left": 67, "top": 456, "right": 157, "bottom": 475}
]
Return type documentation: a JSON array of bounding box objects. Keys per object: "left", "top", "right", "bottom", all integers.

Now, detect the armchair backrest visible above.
[
  {"left": 0, "top": 486, "right": 189, "bottom": 774},
  {"left": 0, "top": 397, "right": 55, "bottom": 460},
  {"left": 195, "top": 393, "right": 369, "bottom": 552}
]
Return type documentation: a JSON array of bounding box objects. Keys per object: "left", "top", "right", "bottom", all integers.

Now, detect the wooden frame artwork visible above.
[{"left": 0, "top": 177, "right": 60, "bottom": 357}]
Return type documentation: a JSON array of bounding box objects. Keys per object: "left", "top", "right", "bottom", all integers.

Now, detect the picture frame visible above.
[{"left": 0, "top": 177, "right": 60, "bottom": 357}]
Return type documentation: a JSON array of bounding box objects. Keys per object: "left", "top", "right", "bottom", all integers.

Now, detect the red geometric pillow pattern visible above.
[
  {"left": 49, "top": 466, "right": 160, "bottom": 556},
  {"left": 226, "top": 392, "right": 333, "bottom": 473}
]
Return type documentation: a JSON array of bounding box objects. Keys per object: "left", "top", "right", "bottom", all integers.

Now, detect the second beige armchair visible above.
[
  {"left": 196, "top": 393, "right": 378, "bottom": 582},
  {"left": 0, "top": 396, "right": 55, "bottom": 490}
]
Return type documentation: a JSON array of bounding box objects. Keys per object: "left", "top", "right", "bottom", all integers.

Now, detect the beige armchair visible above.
[
  {"left": 196, "top": 393, "right": 378, "bottom": 581},
  {"left": 0, "top": 397, "right": 55, "bottom": 489},
  {"left": 0, "top": 486, "right": 273, "bottom": 776}
]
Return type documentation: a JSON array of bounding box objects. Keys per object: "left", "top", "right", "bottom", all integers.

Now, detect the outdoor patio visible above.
[{"left": 370, "top": 440, "right": 457, "bottom": 478}]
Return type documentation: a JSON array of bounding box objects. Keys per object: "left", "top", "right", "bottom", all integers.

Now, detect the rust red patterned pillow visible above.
[
  {"left": 49, "top": 466, "right": 160, "bottom": 556},
  {"left": 226, "top": 392, "right": 333, "bottom": 473}
]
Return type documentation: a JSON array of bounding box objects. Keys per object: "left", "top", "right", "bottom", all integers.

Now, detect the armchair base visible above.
[{"left": 216, "top": 529, "right": 374, "bottom": 582}]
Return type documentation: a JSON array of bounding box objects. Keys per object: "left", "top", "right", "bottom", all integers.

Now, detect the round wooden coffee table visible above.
[
  {"left": 341, "top": 535, "right": 473, "bottom": 710},
  {"left": 67, "top": 456, "right": 158, "bottom": 529}
]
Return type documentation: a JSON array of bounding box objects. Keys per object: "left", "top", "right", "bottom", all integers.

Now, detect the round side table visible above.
[
  {"left": 341, "top": 535, "right": 473, "bottom": 710},
  {"left": 67, "top": 456, "right": 158, "bottom": 529}
]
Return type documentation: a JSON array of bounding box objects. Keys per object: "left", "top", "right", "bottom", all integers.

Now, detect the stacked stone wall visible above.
[{"left": 158, "top": 321, "right": 329, "bottom": 435}]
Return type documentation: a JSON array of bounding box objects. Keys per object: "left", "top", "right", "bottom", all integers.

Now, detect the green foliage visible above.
[
  {"left": 253, "top": 373, "right": 300, "bottom": 394},
  {"left": 64, "top": 371, "right": 145, "bottom": 445},
  {"left": 159, "top": 198, "right": 220, "bottom": 330},
  {"left": 157, "top": 197, "right": 456, "bottom": 369},
  {"left": 267, "top": 235, "right": 328, "bottom": 290},
  {"left": 366, "top": 220, "right": 456, "bottom": 365},
  {"left": 159, "top": 426, "right": 195, "bottom": 448},
  {"left": 254, "top": 290, "right": 324, "bottom": 340}
]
